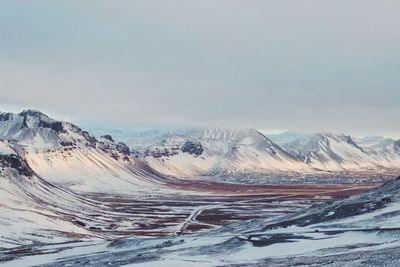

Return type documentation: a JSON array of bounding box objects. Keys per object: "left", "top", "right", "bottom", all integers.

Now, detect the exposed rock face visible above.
[
  {"left": 96, "top": 137, "right": 131, "bottom": 161},
  {"left": 20, "top": 110, "right": 64, "bottom": 133},
  {"left": 81, "top": 131, "right": 97, "bottom": 147},
  {"left": 39, "top": 121, "right": 64, "bottom": 133},
  {"left": 0, "top": 109, "right": 103, "bottom": 149},
  {"left": 0, "top": 112, "right": 12, "bottom": 121},
  {"left": 60, "top": 141, "right": 74, "bottom": 147},
  {"left": 0, "top": 154, "right": 33, "bottom": 177},
  {"left": 101, "top": 134, "right": 115, "bottom": 142},
  {"left": 144, "top": 147, "right": 179, "bottom": 158},
  {"left": 116, "top": 142, "right": 130, "bottom": 156},
  {"left": 181, "top": 141, "right": 203, "bottom": 156}
]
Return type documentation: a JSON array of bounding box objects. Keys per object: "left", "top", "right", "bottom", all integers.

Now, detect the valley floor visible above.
[
  {"left": 0, "top": 180, "right": 377, "bottom": 266},
  {"left": 53, "top": 180, "right": 378, "bottom": 238}
]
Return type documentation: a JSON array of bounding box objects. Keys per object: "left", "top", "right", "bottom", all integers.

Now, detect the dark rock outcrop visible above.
[
  {"left": 101, "top": 134, "right": 115, "bottom": 142},
  {"left": 39, "top": 121, "right": 64, "bottom": 133},
  {"left": 181, "top": 141, "right": 204, "bottom": 156},
  {"left": 0, "top": 154, "right": 34, "bottom": 177},
  {"left": 116, "top": 142, "right": 130, "bottom": 156},
  {"left": 144, "top": 147, "right": 179, "bottom": 158},
  {"left": 0, "top": 112, "right": 12, "bottom": 121}
]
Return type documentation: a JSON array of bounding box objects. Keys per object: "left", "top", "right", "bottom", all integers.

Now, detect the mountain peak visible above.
[
  {"left": 100, "top": 134, "right": 115, "bottom": 143},
  {"left": 16, "top": 109, "right": 65, "bottom": 134},
  {"left": 19, "top": 109, "right": 48, "bottom": 117},
  {"left": 0, "top": 110, "right": 94, "bottom": 149}
]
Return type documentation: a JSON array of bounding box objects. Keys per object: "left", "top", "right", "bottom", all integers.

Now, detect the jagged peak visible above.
[
  {"left": 100, "top": 134, "right": 115, "bottom": 143},
  {"left": 0, "top": 109, "right": 58, "bottom": 125},
  {"left": 19, "top": 109, "right": 48, "bottom": 117},
  {"left": 0, "top": 109, "right": 99, "bottom": 148}
]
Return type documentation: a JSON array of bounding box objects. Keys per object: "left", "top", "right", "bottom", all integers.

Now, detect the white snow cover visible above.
[
  {"left": 24, "top": 146, "right": 160, "bottom": 193},
  {"left": 143, "top": 128, "right": 314, "bottom": 178},
  {"left": 0, "top": 140, "right": 14, "bottom": 155},
  {"left": 0, "top": 110, "right": 169, "bottom": 193},
  {"left": 0, "top": 170, "right": 96, "bottom": 247},
  {"left": 0, "top": 110, "right": 60, "bottom": 149},
  {"left": 143, "top": 129, "right": 400, "bottom": 178},
  {"left": 6, "top": 178, "right": 400, "bottom": 267}
]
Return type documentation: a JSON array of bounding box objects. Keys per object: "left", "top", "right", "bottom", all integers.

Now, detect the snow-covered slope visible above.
[
  {"left": 354, "top": 136, "right": 396, "bottom": 151},
  {"left": 142, "top": 128, "right": 312, "bottom": 178},
  {"left": 274, "top": 132, "right": 400, "bottom": 172},
  {"left": 1, "top": 109, "right": 399, "bottom": 183},
  {"left": 0, "top": 145, "right": 93, "bottom": 247},
  {"left": 283, "top": 133, "right": 373, "bottom": 170},
  {"left": 0, "top": 142, "right": 174, "bottom": 248},
  {"left": 5, "top": 176, "right": 400, "bottom": 266},
  {"left": 0, "top": 110, "right": 165, "bottom": 193},
  {"left": 141, "top": 129, "right": 400, "bottom": 179},
  {"left": 266, "top": 131, "right": 312, "bottom": 146},
  {"left": 0, "top": 140, "right": 14, "bottom": 155}
]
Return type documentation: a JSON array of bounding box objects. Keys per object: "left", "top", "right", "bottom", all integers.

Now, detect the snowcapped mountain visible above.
[
  {"left": 1, "top": 109, "right": 399, "bottom": 184},
  {"left": 0, "top": 110, "right": 178, "bottom": 247},
  {"left": 266, "top": 131, "right": 312, "bottom": 145},
  {"left": 141, "top": 128, "right": 312, "bottom": 178},
  {"left": 267, "top": 132, "right": 400, "bottom": 173},
  {"left": 354, "top": 136, "right": 396, "bottom": 151},
  {"left": 141, "top": 129, "right": 400, "bottom": 179},
  {"left": 87, "top": 125, "right": 201, "bottom": 152},
  {"left": 281, "top": 133, "right": 375, "bottom": 170},
  {"left": 0, "top": 110, "right": 165, "bottom": 193}
]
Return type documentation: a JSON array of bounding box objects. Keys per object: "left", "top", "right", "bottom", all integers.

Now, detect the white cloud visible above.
[{"left": 0, "top": 0, "right": 399, "bottom": 136}]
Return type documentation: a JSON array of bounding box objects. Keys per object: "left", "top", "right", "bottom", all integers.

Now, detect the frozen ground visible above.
[
  {"left": 2, "top": 178, "right": 400, "bottom": 267},
  {"left": 2, "top": 221, "right": 400, "bottom": 266}
]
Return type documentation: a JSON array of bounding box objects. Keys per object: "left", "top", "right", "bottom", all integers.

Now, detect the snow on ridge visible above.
[
  {"left": 142, "top": 129, "right": 400, "bottom": 178},
  {"left": 141, "top": 127, "right": 311, "bottom": 177},
  {"left": 1, "top": 109, "right": 400, "bottom": 180},
  {"left": 0, "top": 140, "right": 14, "bottom": 155},
  {"left": 0, "top": 110, "right": 167, "bottom": 193}
]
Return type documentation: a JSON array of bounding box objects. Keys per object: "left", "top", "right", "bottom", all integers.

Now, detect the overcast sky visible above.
[{"left": 1, "top": 1, "right": 399, "bottom": 137}]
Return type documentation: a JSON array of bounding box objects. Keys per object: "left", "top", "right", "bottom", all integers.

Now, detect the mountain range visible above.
[
  {"left": 123, "top": 129, "right": 400, "bottom": 182},
  {"left": 2, "top": 110, "right": 400, "bottom": 186},
  {"left": 1, "top": 109, "right": 400, "bottom": 266}
]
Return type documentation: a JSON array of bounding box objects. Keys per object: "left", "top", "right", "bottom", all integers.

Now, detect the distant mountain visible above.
[
  {"left": 1, "top": 109, "right": 400, "bottom": 183},
  {"left": 281, "top": 133, "right": 375, "bottom": 170},
  {"left": 142, "top": 129, "right": 400, "bottom": 179},
  {"left": 354, "top": 135, "right": 397, "bottom": 151},
  {"left": 269, "top": 131, "right": 398, "bottom": 152},
  {"left": 266, "top": 131, "right": 312, "bottom": 145},
  {"left": 88, "top": 126, "right": 200, "bottom": 152},
  {"left": 141, "top": 128, "right": 313, "bottom": 177}
]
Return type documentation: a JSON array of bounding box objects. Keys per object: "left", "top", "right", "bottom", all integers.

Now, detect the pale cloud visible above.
[{"left": 0, "top": 0, "right": 399, "bottom": 137}]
